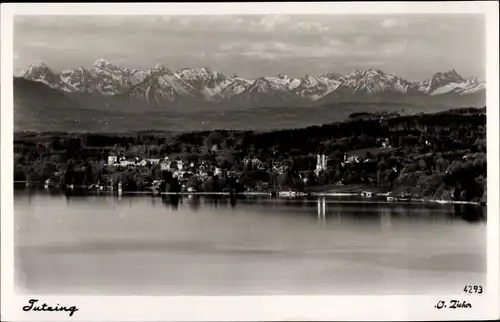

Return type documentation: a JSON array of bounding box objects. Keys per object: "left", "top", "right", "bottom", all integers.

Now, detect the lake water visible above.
[{"left": 14, "top": 191, "right": 486, "bottom": 295}]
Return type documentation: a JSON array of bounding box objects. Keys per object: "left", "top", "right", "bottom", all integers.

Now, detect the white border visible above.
[{"left": 1, "top": 2, "right": 499, "bottom": 321}]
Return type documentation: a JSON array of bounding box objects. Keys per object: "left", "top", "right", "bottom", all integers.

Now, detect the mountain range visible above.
[{"left": 17, "top": 59, "right": 486, "bottom": 112}]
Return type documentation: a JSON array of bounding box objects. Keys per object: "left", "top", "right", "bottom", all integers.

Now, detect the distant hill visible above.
[
  {"left": 20, "top": 60, "right": 485, "bottom": 110},
  {"left": 14, "top": 61, "right": 486, "bottom": 133},
  {"left": 13, "top": 78, "right": 483, "bottom": 133}
]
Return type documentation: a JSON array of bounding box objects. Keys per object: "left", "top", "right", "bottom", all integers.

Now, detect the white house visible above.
[
  {"left": 316, "top": 154, "right": 327, "bottom": 172},
  {"left": 176, "top": 160, "right": 184, "bottom": 171},
  {"left": 147, "top": 158, "right": 161, "bottom": 164},
  {"left": 160, "top": 160, "right": 172, "bottom": 171},
  {"left": 108, "top": 155, "right": 118, "bottom": 165},
  {"left": 361, "top": 191, "right": 373, "bottom": 198},
  {"left": 244, "top": 157, "right": 265, "bottom": 170},
  {"left": 344, "top": 154, "right": 360, "bottom": 164},
  {"left": 119, "top": 159, "right": 136, "bottom": 167},
  {"left": 173, "top": 170, "right": 187, "bottom": 179}
]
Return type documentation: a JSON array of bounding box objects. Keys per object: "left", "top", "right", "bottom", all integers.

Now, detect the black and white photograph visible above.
[{"left": 1, "top": 2, "right": 499, "bottom": 321}]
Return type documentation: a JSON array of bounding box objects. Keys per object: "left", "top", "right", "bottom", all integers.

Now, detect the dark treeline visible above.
[{"left": 14, "top": 107, "right": 486, "bottom": 203}]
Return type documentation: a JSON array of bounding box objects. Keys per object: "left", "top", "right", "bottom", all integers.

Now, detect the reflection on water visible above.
[
  {"left": 162, "top": 194, "right": 181, "bottom": 210},
  {"left": 17, "top": 190, "right": 487, "bottom": 228},
  {"left": 16, "top": 188, "right": 487, "bottom": 223},
  {"left": 453, "top": 204, "right": 486, "bottom": 223},
  {"left": 14, "top": 191, "right": 486, "bottom": 295},
  {"left": 154, "top": 194, "right": 486, "bottom": 226}
]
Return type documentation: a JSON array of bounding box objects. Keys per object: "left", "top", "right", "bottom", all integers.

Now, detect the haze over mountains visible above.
[{"left": 14, "top": 59, "right": 486, "bottom": 132}]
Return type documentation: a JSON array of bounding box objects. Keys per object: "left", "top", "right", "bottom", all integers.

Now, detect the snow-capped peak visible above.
[
  {"left": 22, "top": 62, "right": 53, "bottom": 78},
  {"left": 431, "top": 69, "right": 464, "bottom": 83},
  {"left": 276, "top": 73, "right": 290, "bottom": 80},
  {"left": 247, "top": 77, "right": 290, "bottom": 93},
  {"left": 422, "top": 69, "right": 468, "bottom": 95},
  {"left": 92, "top": 59, "right": 129, "bottom": 75},
  {"left": 58, "top": 67, "right": 93, "bottom": 93},
  {"left": 18, "top": 61, "right": 485, "bottom": 107},
  {"left": 23, "top": 61, "right": 50, "bottom": 70},
  {"left": 93, "top": 58, "right": 114, "bottom": 69},
  {"left": 175, "top": 67, "right": 230, "bottom": 101},
  {"left": 176, "top": 67, "right": 225, "bottom": 80},
  {"left": 302, "top": 74, "right": 320, "bottom": 86},
  {"left": 466, "top": 76, "right": 483, "bottom": 85},
  {"left": 21, "top": 62, "right": 58, "bottom": 87},
  {"left": 219, "top": 77, "right": 252, "bottom": 98},
  {"left": 291, "top": 74, "right": 339, "bottom": 100},
  {"left": 264, "top": 74, "right": 293, "bottom": 87},
  {"left": 322, "top": 72, "right": 344, "bottom": 80},
  {"left": 154, "top": 64, "right": 170, "bottom": 73}
]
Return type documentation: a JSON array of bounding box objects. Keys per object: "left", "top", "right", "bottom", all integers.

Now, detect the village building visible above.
[
  {"left": 244, "top": 157, "right": 265, "bottom": 170},
  {"left": 160, "top": 159, "right": 172, "bottom": 171},
  {"left": 107, "top": 155, "right": 118, "bottom": 166},
  {"left": 176, "top": 160, "right": 184, "bottom": 171},
  {"left": 119, "top": 156, "right": 136, "bottom": 167},
  {"left": 147, "top": 158, "right": 161, "bottom": 164},
  {"left": 316, "top": 154, "right": 327, "bottom": 171}
]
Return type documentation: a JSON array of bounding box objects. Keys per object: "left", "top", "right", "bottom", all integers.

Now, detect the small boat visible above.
[
  {"left": 278, "top": 190, "right": 298, "bottom": 198},
  {"left": 44, "top": 179, "right": 55, "bottom": 190},
  {"left": 361, "top": 191, "right": 373, "bottom": 198},
  {"left": 396, "top": 193, "right": 412, "bottom": 202},
  {"left": 152, "top": 188, "right": 161, "bottom": 196}
]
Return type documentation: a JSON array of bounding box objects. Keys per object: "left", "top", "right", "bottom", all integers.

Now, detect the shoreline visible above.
[{"left": 21, "top": 188, "right": 483, "bottom": 206}]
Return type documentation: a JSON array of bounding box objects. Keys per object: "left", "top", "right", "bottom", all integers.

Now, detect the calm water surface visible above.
[{"left": 14, "top": 191, "right": 486, "bottom": 295}]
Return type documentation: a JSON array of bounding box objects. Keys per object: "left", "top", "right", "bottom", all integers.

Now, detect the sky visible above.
[{"left": 14, "top": 14, "right": 485, "bottom": 80}]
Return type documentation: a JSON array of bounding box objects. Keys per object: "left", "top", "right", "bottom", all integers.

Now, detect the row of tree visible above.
[{"left": 14, "top": 108, "right": 487, "bottom": 202}]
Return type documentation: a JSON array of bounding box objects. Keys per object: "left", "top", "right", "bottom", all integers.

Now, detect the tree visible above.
[
  {"left": 245, "top": 159, "right": 253, "bottom": 172},
  {"left": 304, "top": 170, "right": 316, "bottom": 186},
  {"left": 203, "top": 176, "right": 221, "bottom": 192},
  {"left": 435, "top": 158, "right": 447, "bottom": 173},
  {"left": 269, "top": 170, "right": 280, "bottom": 189},
  {"left": 216, "top": 156, "right": 232, "bottom": 170},
  {"left": 418, "top": 159, "right": 427, "bottom": 171},
  {"left": 14, "top": 165, "right": 27, "bottom": 181},
  {"left": 167, "top": 178, "right": 181, "bottom": 193},
  {"left": 204, "top": 132, "right": 225, "bottom": 151},
  {"left": 453, "top": 187, "right": 461, "bottom": 201},
  {"left": 376, "top": 160, "right": 386, "bottom": 186},
  {"left": 278, "top": 168, "right": 304, "bottom": 191},
  {"left": 481, "top": 184, "right": 487, "bottom": 204}
]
